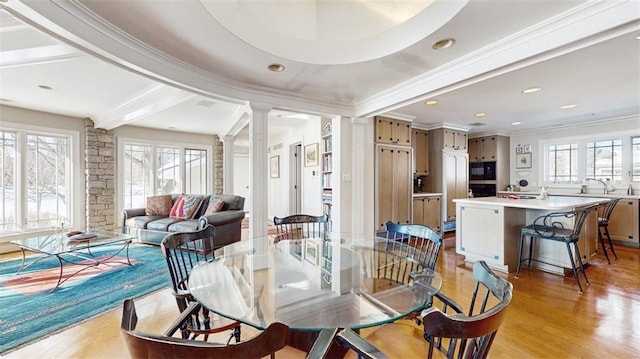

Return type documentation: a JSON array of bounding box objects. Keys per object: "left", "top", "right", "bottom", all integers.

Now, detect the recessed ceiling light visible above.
[
  {"left": 521, "top": 87, "right": 541, "bottom": 94},
  {"left": 560, "top": 104, "right": 577, "bottom": 109},
  {"left": 636, "top": 34, "right": 640, "bottom": 40},
  {"left": 38, "top": 85, "right": 53, "bottom": 90},
  {"left": 432, "top": 38, "right": 456, "bottom": 50},
  {"left": 267, "top": 63, "right": 285, "bottom": 72},
  {"left": 512, "top": 121, "right": 522, "bottom": 126},
  {"left": 425, "top": 100, "right": 438, "bottom": 106},
  {"left": 474, "top": 112, "right": 487, "bottom": 117}
]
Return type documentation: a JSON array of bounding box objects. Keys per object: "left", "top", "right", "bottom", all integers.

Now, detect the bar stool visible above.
[
  {"left": 597, "top": 198, "right": 621, "bottom": 264},
  {"left": 515, "top": 205, "right": 598, "bottom": 293}
]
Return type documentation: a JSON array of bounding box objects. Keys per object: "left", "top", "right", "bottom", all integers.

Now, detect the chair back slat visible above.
[
  {"left": 273, "top": 214, "right": 328, "bottom": 241},
  {"left": 384, "top": 221, "right": 443, "bottom": 271}
]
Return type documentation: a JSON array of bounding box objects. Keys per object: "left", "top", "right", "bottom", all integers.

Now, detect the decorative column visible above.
[
  {"left": 84, "top": 120, "right": 116, "bottom": 230},
  {"left": 222, "top": 135, "right": 235, "bottom": 194},
  {"left": 246, "top": 102, "right": 271, "bottom": 270},
  {"left": 351, "top": 117, "right": 369, "bottom": 235}
]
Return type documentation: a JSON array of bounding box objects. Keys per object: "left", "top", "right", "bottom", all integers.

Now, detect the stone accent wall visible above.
[
  {"left": 85, "top": 120, "right": 115, "bottom": 230},
  {"left": 213, "top": 135, "right": 223, "bottom": 194}
]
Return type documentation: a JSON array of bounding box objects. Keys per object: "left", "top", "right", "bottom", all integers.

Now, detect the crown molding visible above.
[{"left": 355, "top": 0, "right": 640, "bottom": 118}]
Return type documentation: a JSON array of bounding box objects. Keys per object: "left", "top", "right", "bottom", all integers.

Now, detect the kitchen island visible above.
[{"left": 453, "top": 196, "right": 608, "bottom": 273}]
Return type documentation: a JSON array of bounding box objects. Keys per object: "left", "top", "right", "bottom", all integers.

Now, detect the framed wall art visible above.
[
  {"left": 516, "top": 153, "right": 532, "bottom": 169},
  {"left": 305, "top": 241, "right": 319, "bottom": 266},
  {"left": 270, "top": 155, "right": 280, "bottom": 178},
  {"left": 304, "top": 143, "right": 319, "bottom": 167}
]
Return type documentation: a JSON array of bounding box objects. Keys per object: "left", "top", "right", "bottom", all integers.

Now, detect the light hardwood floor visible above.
[{"left": 3, "top": 238, "right": 639, "bottom": 358}]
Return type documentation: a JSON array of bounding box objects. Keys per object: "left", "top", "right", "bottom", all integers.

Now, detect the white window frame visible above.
[
  {"left": 540, "top": 129, "right": 639, "bottom": 188},
  {"left": 0, "top": 122, "right": 79, "bottom": 235},
  {"left": 116, "top": 137, "right": 212, "bottom": 215}
]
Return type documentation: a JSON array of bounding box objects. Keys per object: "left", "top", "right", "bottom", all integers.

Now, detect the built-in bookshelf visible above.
[
  {"left": 321, "top": 120, "right": 333, "bottom": 285},
  {"left": 321, "top": 122, "right": 333, "bottom": 220}
]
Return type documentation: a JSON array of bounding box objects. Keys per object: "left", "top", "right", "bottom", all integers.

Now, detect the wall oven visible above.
[{"left": 469, "top": 161, "right": 496, "bottom": 181}]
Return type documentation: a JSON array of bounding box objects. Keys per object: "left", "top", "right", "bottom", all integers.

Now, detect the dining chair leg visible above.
[
  {"left": 527, "top": 236, "right": 535, "bottom": 268},
  {"left": 598, "top": 227, "right": 612, "bottom": 264},
  {"left": 603, "top": 225, "right": 618, "bottom": 260},
  {"left": 564, "top": 242, "right": 583, "bottom": 293},
  {"left": 573, "top": 243, "right": 590, "bottom": 287},
  {"left": 515, "top": 234, "right": 525, "bottom": 278}
]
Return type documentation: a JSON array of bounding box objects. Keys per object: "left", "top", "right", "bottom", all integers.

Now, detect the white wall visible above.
[
  {"left": 509, "top": 115, "right": 640, "bottom": 193},
  {"left": 268, "top": 118, "right": 323, "bottom": 219}
]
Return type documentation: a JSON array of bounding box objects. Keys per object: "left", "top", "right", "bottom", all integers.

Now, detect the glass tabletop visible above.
[
  {"left": 10, "top": 230, "right": 135, "bottom": 255},
  {"left": 188, "top": 233, "right": 442, "bottom": 331}
]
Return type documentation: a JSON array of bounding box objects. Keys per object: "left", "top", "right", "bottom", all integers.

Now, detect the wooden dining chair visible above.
[
  {"left": 317, "top": 261, "right": 513, "bottom": 359},
  {"left": 121, "top": 298, "right": 307, "bottom": 359},
  {"left": 161, "top": 226, "right": 241, "bottom": 342},
  {"left": 273, "top": 214, "right": 329, "bottom": 242}
]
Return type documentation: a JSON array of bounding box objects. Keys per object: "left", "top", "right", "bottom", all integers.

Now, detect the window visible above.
[
  {"left": 185, "top": 149, "right": 208, "bottom": 194},
  {"left": 633, "top": 136, "right": 640, "bottom": 182},
  {"left": 157, "top": 147, "right": 180, "bottom": 195},
  {"left": 1, "top": 132, "right": 16, "bottom": 232},
  {"left": 586, "top": 140, "right": 622, "bottom": 181},
  {"left": 547, "top": 144, "right": 578, "bottom": 183},
  {"left": 1, "top": 130, "right": 72, "bottom": 232},
  {"left": 123, "top": 144, "right": 153, "bottom": 210},
  {"left": 121, "top": 142, "right": 209, "bottom": 209}
]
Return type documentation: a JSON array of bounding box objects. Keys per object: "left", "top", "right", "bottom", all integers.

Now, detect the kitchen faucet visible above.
[{"left": 586, "top": 178, "right": 608, "bottom": 194}]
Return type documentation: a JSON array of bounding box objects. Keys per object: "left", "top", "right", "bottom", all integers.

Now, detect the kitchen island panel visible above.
[{"left": 457, "top": 204, "right": 524, "bottom": 272}]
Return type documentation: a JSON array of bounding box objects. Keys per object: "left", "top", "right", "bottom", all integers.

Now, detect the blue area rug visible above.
[{"left": 0, "top": 243, "right": 169, "bottom": 354}]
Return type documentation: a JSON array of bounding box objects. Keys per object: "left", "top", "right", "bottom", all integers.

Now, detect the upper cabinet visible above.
[
  {"left": 375, "top": 116, "right": 411, "bottom": 146},
  {"left": 468, "top": 136, "right": 498, "bottom": 162},
  {"left": 412, "top": 129, "right": 429, "bottom": 176},
  {"left": 442, "top": 129, "right": 467, "bottom": 151}
]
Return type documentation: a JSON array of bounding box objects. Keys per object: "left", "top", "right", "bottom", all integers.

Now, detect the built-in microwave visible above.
[{"left": 469, "top": 161, "right": 496, "bottom": 181}]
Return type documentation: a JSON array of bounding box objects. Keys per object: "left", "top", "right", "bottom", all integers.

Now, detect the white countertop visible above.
[
  {"left": 497, "top": 191, "right": 640, "bottom": 200},
  {"left": 453, "top": 196, "right": 608, "bottom": 210},
  {"left": 412, "top": 192, "right": 442, "bottom": 197}
]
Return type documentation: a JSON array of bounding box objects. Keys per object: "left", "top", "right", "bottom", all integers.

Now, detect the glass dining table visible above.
[{"left": 188, "top": 232, "right": 441, "bottom": 352}]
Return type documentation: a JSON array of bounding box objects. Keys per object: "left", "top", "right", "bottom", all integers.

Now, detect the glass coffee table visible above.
[{"left": 11, "top": 230, "right": 136, "bottom": 291}]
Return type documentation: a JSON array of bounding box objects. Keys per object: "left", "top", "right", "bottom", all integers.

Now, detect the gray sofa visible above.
[{"left": 122, "top": 194, "right": 245, "bottom": 248}]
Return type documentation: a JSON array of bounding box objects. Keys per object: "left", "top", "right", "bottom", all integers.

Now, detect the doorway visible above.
[
  {"left": 233, "top": 154, "right": 251, "bottom": 215},
  {"left": 290, "top": 143, "right": 302, "bottom": 214}
]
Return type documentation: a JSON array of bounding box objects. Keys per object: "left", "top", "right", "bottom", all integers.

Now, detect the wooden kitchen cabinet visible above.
[
  {"left": 608, "top": 199, "right": 639, "bottom": 247},
  {"left": 444, "top": 151, "right": 469, "bottom": 221},
  {"left": 468, "top": 136, "right": 497, "bottom": 162},
  {"left": 375, "top": 116, "right": 411, "bottom": 146},
  {"left": 413, "top": 196, "right": 441, "bottom": 232},
  {"left": 442, "top": 129, "right": 467, "bottom": 151},
  {"left": 412, "top": 129, "right": 429, "bottom": 175},
  {"left": 376, "top": 145, "right": 412, "bottom": 230}
]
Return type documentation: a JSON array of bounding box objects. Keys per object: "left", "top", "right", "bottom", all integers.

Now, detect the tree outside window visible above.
[
  {"left": 586, "top": 139, "right": 622, "bottom": 182},
  {"left": 547, "top": 144, "right": 578, "bottom": 183}
]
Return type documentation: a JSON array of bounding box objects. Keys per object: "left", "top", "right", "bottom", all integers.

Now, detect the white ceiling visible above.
[{"left": 0, "top": 0, "right": 638, "bottom": 141}]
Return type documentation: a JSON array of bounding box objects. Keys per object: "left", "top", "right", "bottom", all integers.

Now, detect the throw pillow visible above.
[
  {"left": 204, "top": 198, "right": 225, "bottom": 216},
  {"left": 170, "top": 195, "right": 204, "bottom": 219},
  {"left": 145, "top": 195, "right": 173, "bottom": 216}
]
